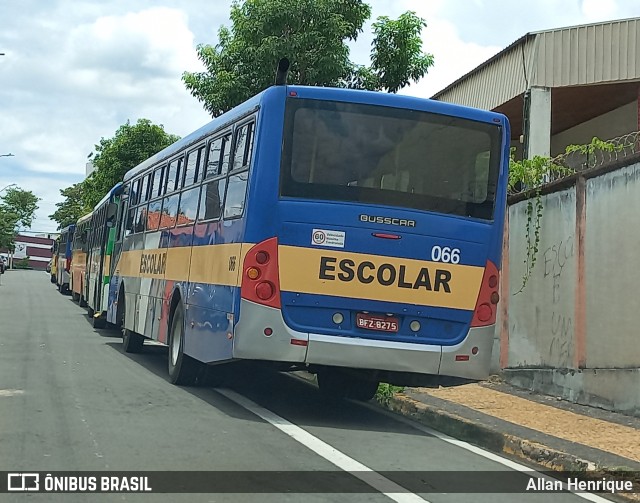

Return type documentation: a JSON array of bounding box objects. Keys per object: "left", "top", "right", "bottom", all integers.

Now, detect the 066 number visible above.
[{"left": 431, "top": 246, "right": 460, "bottom": 264}]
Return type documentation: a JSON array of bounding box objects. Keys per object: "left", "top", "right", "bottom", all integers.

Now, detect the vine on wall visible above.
[{"left": 508, "top": 137, "right": 622, "bottom": 292}]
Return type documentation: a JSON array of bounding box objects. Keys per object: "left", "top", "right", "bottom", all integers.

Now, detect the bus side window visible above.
[
  {"left": 125, "top": 206, "right": 135, "bottom": 236},
  {"left": 177, "top": 186, "right": 200, "bottom": 226},
  {"left": 231, "top": 123, "right": 254, "bottom": 171},
  {"left": 135, "top": 205, "right": 147, "bottom": 234},
  {"left": 223, "top": 171, "right": 248, "bottom": 219},
  {"left": 220, "top": 134, "right": 232, "bottom": 175},
  {"left": 198, "top": 179, "right": 226, "bottom": 221},
  {"left": 131, "top": 178, "right": 141, "bottom": 205},
  {"left": 166, "top": 158, "right": 181, "bottom": 193},
  {"left": 205, "top": 137, "right": 223, "bottom": 179},
  {"left": 140, "top": 175, "right": 150, "bottom": 203},
  {"left": 184, "top": 148, "right": 200, "bottom": 187},
  {"left": 151, "top": 167, "right": 164, "bottom": 199},
  {"left": 146, "top": 199, "right": 162, "bottom": 232},
  {"left": 195, "top": 146, "right": 206, "bottom": 183},
  {"left": 160, "top": 193, "right": 180, "bottom": 229}
]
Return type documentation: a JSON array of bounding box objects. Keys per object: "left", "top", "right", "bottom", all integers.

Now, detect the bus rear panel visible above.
[{"left": 232, "top": 87, "right": 509, "bottom": 386}]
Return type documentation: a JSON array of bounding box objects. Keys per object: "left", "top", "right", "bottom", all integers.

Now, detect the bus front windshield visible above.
[{"left": 280, "top": 98, "right": 503, "bottom": 220}]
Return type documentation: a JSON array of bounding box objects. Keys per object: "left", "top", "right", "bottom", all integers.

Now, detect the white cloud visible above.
[
  {"left": 403, "top": 17, "right": 501, "bottom": 98},
  {"left": 581, "top": 0, "right": 619, "bottom": 21}
]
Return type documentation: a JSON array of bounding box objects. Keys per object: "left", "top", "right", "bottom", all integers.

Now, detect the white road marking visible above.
[
  {"left": 368, "top": 403, "right": 615, "bottom": 503},
  {"left": 217, "top": 388, "right": 430, "bottom": 503},
  {"left": 0, "top": 389, "right": 24, "bottom": 397}
]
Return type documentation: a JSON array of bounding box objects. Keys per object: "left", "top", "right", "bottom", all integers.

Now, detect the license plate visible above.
[{"left": 356, "top": 313, "right": 399, "bottom": 332}]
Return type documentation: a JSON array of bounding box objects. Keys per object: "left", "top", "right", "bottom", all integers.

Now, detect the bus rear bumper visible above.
[
  {"left": 438, "top": 325, "right": 495, "bottom": 380},
  {"left": 305, "top": 325, "right": 495, "bottom": 380},
  {"left": 233, "top": 300, "right": 496, "bottom": 381}
]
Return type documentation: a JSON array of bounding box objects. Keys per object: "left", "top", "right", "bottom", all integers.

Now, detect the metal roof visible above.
[{"left": 432, "top": 17, "right": 640, "bottom": 110}]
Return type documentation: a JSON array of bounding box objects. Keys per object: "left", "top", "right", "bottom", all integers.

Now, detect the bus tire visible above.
[
  {"left": 347, "top": 379, "right": 379, "bottom": 402},
  {"left": 317, "top": 369, "right": 348, "bottom": 400},
  {"left": 50, "top": 275, "right": 56, "bottom": 284},
  {"left": 71, "top": 291, "right": 79, "bottom": 302},
  {"left": 79, "top": 295, "right": 87, "bottom": 307},
  {"left": 119, "top": 296, "right": 143, "bottom": 353},
  {"left": 168, "top": 303, "right": 198, "bottom": 386},
  {"left": 92, "top": 314, "right": 106, "bottom": 329}
]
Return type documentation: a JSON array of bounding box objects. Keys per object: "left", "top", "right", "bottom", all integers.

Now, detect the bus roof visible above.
[
  {"left": 76, "top": 211, "right": 93, "bottom": 225},
  {"left": 284, "top": 85, "right": 507, "bottom": 124},
  {"left": 93, "top": 182, "right": 124, "bottom": 212},
  {"left": 60, "top": 224, "right": 76, "bottom": 233},
  {"left": 123, "top": 90, "right": 267, "bottom": 183},
  {"left": 122, "top": 85, "right": 507, "bottom": 183}
]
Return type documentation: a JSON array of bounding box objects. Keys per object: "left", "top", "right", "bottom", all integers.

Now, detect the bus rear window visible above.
[{"left": 280, "top": 99, "right": 502, "bottom": 220}]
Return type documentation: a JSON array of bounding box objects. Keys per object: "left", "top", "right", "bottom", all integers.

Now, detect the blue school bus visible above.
[{"left": 104, "top": 80, "right": 510, "bottom": 399}]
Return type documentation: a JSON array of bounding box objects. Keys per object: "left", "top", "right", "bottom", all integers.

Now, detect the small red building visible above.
[{"left": 0, "top": 234, "right": 55, "bottom": 270}]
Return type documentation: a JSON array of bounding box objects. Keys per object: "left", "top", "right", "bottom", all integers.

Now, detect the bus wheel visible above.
[
  {"left": 347, "top": 379, "right": 379, "bottom": 402},
  {"left": 168, "top": 303, "right": 198, "bottom": 386},
  {"left": 120, "top": 298, "right": 143, "bottom": 353},
  {"left": 92, "top": 314, "right": 106, "bottom": 329},
  {"left": 71, "top": 291, "right": 79, "bottom": 302},
  {"left": 317, "top": 369, "right": 348, "bottom": 400},
  {"left": 50, "top": 275, "right": 56, "bottom": 284},
  {"left": 79, "top": 295, "right": 87, "bottom": 307}
]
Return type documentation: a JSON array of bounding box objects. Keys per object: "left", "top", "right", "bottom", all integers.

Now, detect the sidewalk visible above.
[{"left": 387, "top": 378, "right": 640, "bottom": 497}]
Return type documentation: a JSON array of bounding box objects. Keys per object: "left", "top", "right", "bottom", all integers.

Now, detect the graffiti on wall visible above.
[{"left": 543, "top": 235, "right": 574, "bottom": 367}]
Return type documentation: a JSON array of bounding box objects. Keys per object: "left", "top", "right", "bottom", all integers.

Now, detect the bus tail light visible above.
[
  {"left": 241, "top": 237, "right": 281, "bottom": 309},
  {"left": 471, "top": 260, "right": 499, "bottom": 327},
  {"left": 66, "top": 257, "right": 72, "bottom": 273}
]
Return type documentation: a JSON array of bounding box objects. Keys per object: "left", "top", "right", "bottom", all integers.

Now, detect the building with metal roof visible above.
[{"left": 432, "top": 17, "right": 640, "bottom": 159}]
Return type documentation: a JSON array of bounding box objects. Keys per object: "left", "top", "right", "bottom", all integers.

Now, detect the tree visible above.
[
  {"left": 49, "top": 183, "right": 89, "bottom": 230},
  {"left": 0, "top": 187, "right": 39, "bottom": 251},
  {"left": 50, "top": 119, "right": 180, "bottom": 229},
  {"left": 83, "top": 119, "right": 180, "bottom": 209},
  {"left": 182, "top": 0, "right": 434, "bottom": 116},
  {"left": 0, "top": 207, "right": 18, "bottom": 250},
  {"left": 1, "top": 187, "right": 39, "bottom": 230}
]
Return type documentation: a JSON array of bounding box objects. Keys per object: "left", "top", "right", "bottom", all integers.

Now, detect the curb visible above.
[{"left": 384, "top": 392, "right": 640, "bottom": 501}]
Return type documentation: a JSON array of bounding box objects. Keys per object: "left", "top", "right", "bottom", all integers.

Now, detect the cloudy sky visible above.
[{"left": 1, "top": 0, "right": 639, "bottom": 234}]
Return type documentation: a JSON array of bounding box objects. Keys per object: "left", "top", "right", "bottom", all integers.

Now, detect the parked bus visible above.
[
  {"left": 103, "top": 81, "right": 510, "bottom": 398},
  {"left": 70, "top": 212, "right": 92, "bottom": 306},
  {"left": 85, "top": 183, "right": 123, "bottom": 328},
  {"left": 50, "top": 237, "right": 59, "bottom": 284},
  {"left": 56, "top": 224, "right": 75, "bottom": 294}
]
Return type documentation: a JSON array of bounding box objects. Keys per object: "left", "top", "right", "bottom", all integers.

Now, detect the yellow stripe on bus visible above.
[
  {"left": 278, "top": 245, "right": 484, "bottom": 311},
  {"left": 113, "top": 242, "right": 483, "bottom": 310},
  {"left": 114, "top": 243, "right": 253, "bottom": 286}
]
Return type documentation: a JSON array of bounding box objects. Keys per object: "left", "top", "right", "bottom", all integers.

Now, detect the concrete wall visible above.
[
  {"left": 585, "top": 164, "right": 640, "bottom": 368},
  {"left": 507, "top": 189, "right": 576, "bottom": 369},
  {"left": 500, "top": 159, "right": 640, "bottom": 416}
]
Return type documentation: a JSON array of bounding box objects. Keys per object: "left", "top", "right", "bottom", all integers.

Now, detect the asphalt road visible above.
[{"left": 0, "top": 271, "right": 614, "bottom": 503}]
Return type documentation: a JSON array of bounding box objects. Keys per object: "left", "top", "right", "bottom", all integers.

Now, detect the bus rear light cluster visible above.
[
  {"left": 241, "top": 237, "right": 281, "bottom": 309},
  {"left": 471, "top": 260, "right": 500, "bottom": 327}
]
